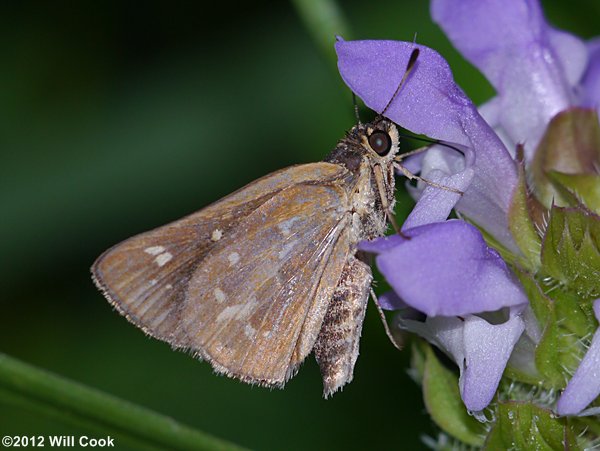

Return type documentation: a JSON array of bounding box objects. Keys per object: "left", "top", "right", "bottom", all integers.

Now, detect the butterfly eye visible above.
[{"left": 368, "top": 131, "right": 392, "bottom": 156}]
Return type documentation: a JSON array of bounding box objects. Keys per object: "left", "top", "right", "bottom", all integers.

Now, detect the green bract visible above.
[{"left": 484, "top": 402, "right": 578, "bottom": 451}]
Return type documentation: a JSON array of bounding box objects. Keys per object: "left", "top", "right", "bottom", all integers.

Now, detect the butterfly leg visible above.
[{"left": 314, "top": 255, "right": 372, "bottom": 398}]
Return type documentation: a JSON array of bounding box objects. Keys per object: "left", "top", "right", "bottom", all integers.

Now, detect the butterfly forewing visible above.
[
  {"left": 92, "top": 226, "right": 200, "bottom": 340},
  {"left": 183, "top": 183, "right": 351, "bottom": 385},
  {"left": 92, "top": 162, "right": 352, "bottom": 385}
]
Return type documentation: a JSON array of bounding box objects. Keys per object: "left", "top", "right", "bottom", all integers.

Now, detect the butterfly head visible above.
[{"left": 352, "top": 118, "right": 400, "bottom": 164}]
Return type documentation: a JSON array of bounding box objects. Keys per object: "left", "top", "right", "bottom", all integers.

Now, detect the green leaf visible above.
[
  {"left": 541, "top": 205, "right": 600, "bottom": 299},
  {"left": 0, "top": 353, "right": 247, "bottom": 451},
  {"left": 531, "top": 107, "right": 600, "bottom": 208},
  {"left": 548, "top": 171, "right": 600, "bottom": 214},
  {"left": 578, "top": 416, "right": 600, "bottom": 438},
  {"left": 484, "top": 402, "right": 580, "bottom": 451},
  {"left": 534, "top": 317, "right": 566, "bottom": 389},
  {"left": 553, "top": 288, "right": 595, "bottom": 337},
  {"left": 514, "top": 269, "right": 552, "bottom": 329},
  {"left": 513, "top": 270, "right": 562, "bottom": 387},
  {"left": 409, "top": 339, "right": 428, "bottom": 385},
  {"left": 508, "top": 163, "right": 543, "bottom": 270},
  {"left": 533, "top": 290, "right": 587, "bottom": 389},
  {"left": 536, "top": 311, "right": 591, "bottom": 393},
  {"left": 422, "top": 346, "right": 485, "bottom": 446}
]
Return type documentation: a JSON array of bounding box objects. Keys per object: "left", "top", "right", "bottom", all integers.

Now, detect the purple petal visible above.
[
  {"left": 358, "top": 233, "right": 406, "bottom": 254},
  {"left": 548, "top": 29, "right": 589, "bottom": 88},
  {"left": 460, "top": 313, "right": 525, "bottom": 412},
  {"left": 372, "top": 220, "right": 527, "bottom": 317},
  {"left": 401, "top": 315, "right": 465, "bottom": 365},
  {"left": 335, "top": 39, "right": 518, "bottom": 252},
  {"left": 582, "top": 38, "right": 600, "bottom": 111},
  {"left": 401, "top": 310, "right": 525, "bottom": 412},
  {"left": 431, "top": 0, "right": 586, "bottom": 158},
  {"left": 478, "top": 98, "right": 519, "bottom": 158},
  {"left": 400, "top": 152, "right": 425, "bottom": 175},
  {"left": 378, "top": 291, "right": 407, "bottom": 311},
  {"left": 556, "top": 299, "right": 600, "bottom": 416},
  {"left": 402, "top": 146, "right": 474, "bottom": 230},
  {"left": 336, "top": 40, "right": 475, "bottom": 146},
  {"left": 572, "top": 406, "right": 600, "bottom": 417}
]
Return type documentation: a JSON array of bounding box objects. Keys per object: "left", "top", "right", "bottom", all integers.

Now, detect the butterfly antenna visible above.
[
  {"left": 380, "top": 48, "right": 420, "bottom": 117},
  {"left": 394, "top": 131, "right": 464, "bottom": 155}
]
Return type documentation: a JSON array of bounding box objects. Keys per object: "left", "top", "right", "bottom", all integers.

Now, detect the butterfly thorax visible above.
[{"left": 324, "top": 119, "right": 399, "bottom": 242}]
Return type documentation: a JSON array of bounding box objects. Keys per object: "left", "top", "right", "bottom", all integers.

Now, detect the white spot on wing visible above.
[
  {"left": 144, "top": 245, "right": 165, "bottom": 256},
  {"left": 155, "top": 252, "right": 173, "bottom": 267},
  {"left": 277, "top": 216, "right": 301, "bottom": 237},
  {"left": 145, "top": 246, "right": 174, "bottom": 267},
  {"left": 216, "top": 304, "right": 243, "bottom": 322},
  {"left": 228, "top": 252, "right": 240, "bottom": 266},
  {"left": 244, "top": 324, "right": 256, "bottom": 338},
  {"left": 211, "top": 229, "right": 223, "bottom": 242},
  {"left": 214, "top": 288, "right": 226, "bottom": 303},
  {"left": 216, "top": 298, "right": 258, "bottom": 322}
]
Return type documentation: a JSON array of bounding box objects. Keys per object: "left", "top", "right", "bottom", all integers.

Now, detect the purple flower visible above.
[
  {"left": 431, "top": 0, "right": 600, "bottom": 418},
  {"left": 359, "top": 221, "right": 525, "bottom": 317},
  {"left": 405, "top": 313, "right": 525, "bottom": 413},
  {"left": 431, "top": 0, "right": 587, "bottom": 161},
  {"left": 336, "top": 0, "right": 596, "bottom": 249},
  {"left": 360, "top": 221, "right": 528, "bottom": 412},
  {"left": 582, "top": 38, "right": 600, "bottom": 112},
  {"left": 334, "top": 0, "right": 600, "bottom": 416},
  {"left": 336, "top": 39, "right": 519, "bottom": 252}
]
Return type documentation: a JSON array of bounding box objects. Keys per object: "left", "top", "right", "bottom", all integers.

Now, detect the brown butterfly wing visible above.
[
  {"left": 180, "top": 184, "right": 351, "bottom": 386},
  {"left": 92, "top": 162, "right": 353, "bottom": 386}
]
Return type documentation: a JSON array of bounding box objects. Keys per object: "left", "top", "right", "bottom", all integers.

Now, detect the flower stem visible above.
[
  {"left": 0, "top": 353, "right": 247, "bottom": 451},
  {"left": 291, "top": 0, "right": 351, "bottom": 62}
]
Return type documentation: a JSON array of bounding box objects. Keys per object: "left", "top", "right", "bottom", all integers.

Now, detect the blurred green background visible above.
[{"left": 0, "top": 1, "right": 597, "bottom": 449}]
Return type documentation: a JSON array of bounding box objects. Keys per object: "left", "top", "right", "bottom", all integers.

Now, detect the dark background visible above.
[{"left": 1, "top": 1, "right": 597, "bottom": 449}]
